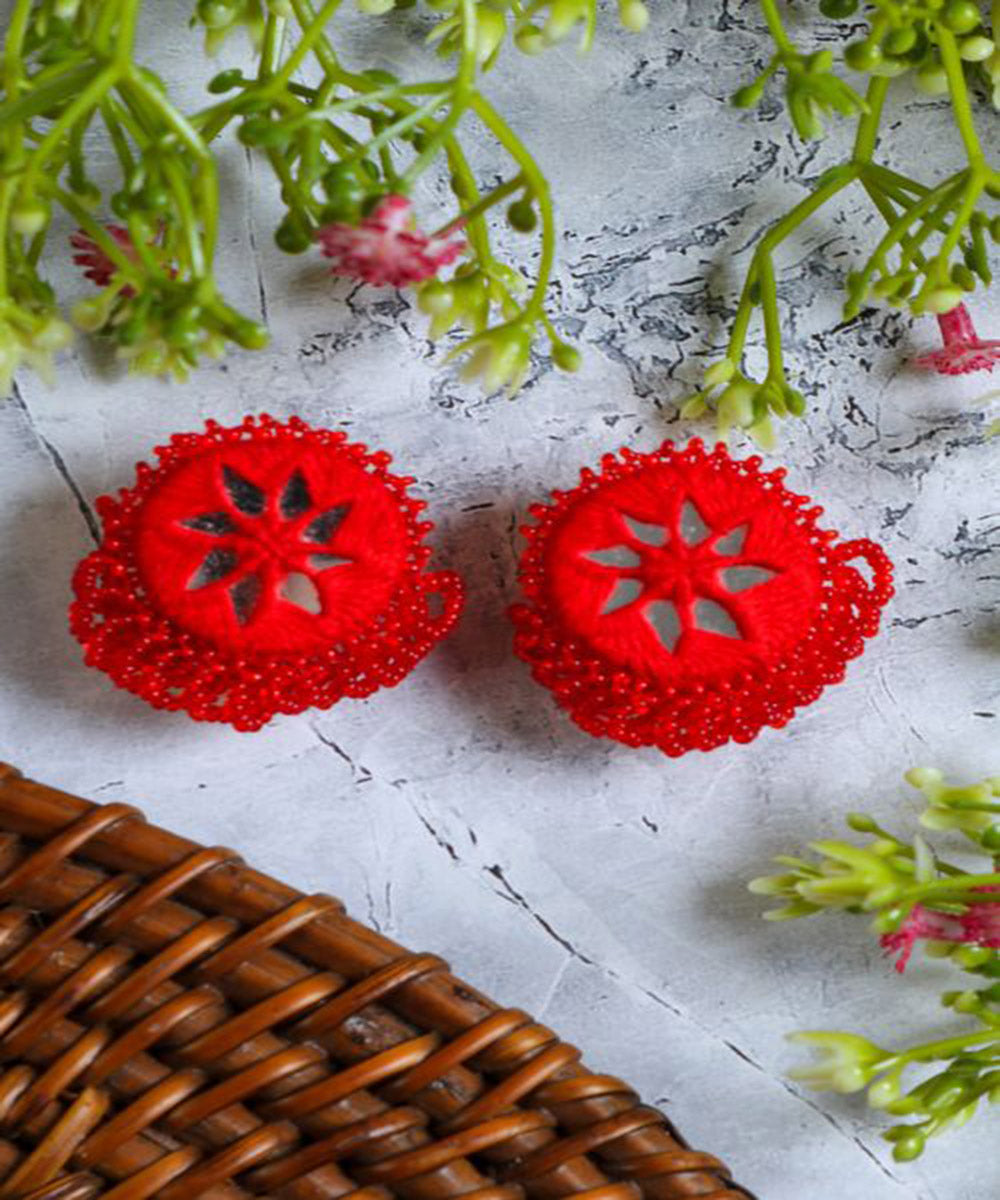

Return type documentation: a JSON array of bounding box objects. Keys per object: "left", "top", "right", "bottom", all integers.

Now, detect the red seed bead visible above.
[
  {"left": 509, "top": 438, "right": 893, "bottom": 757},
  {"left": 70, "top": 414, "right": 463, "bottom": 731}
]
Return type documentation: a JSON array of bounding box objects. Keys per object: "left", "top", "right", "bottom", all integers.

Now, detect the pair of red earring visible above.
[{"left": 71, "top": 414, "right": 894, "bottom": 756}]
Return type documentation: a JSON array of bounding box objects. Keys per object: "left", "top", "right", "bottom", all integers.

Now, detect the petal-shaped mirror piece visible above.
[
  {"left": 694, "top": 598, "right": 742, "bottom": 640},
  {"left": 601, "top": 577, "right": 644, "bottom": 615},
  {"left": 230, "top": 573, "right": 263, "bottom": 624},
  {"left": 714, "top": 524, "right": 748, "bottom": 556},
  {"left": 585, "top": 545, "right": 642, "bottom": 569},
  {"left": 280, "top": 571, "right": 323, "bottom": 615},
  {"left": 188, "top": 548, "right": 239, "bottom": 589},
  {"left": 644, "top": 599, "right": 682, "bottom": 653},
  {"left": 622, "top": 515, "right": 669, "bottom": 547},
  {"left": 309, "top": 554, "right": 351, "bottom": 572},
  {"left": 182, "top": 511, "right": 237, "bottom": 536},
  {"left": 280, "top": 470, "right": 312, "bottom": 518},
  {"left": 222, "top": 466, "right": 266, "bottom": 516},
  {"left": 721, "top": 566, "right": 775, "bottom": 593},
  {"left": 679, "top": 500, "right": 710, "bottom": 546},
  {"left": 304, "top": 505, "right": 351, "bottom": 545}
]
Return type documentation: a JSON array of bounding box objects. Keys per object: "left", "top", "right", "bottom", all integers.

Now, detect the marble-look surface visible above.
[{"left": 2, "top": 5, "right": 999, "bottom": 1198}]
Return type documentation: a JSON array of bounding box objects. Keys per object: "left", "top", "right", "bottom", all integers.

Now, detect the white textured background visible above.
[{"left": 2, "top": 4, "right": 999, "bottom": 1198}]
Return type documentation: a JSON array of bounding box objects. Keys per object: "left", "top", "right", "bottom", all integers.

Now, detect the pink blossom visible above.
[
  {"left": 913, "top": 304, "right": 1000, "bottom": 376},
  {"left": 315, "top": 195, "right": 465, "bottom": 288},
  {"left": 881, "top": 889, "right": 1000, "bottom": 973},
  {"left": 70, "top": 225, "right": 137, "bottom": 289}
]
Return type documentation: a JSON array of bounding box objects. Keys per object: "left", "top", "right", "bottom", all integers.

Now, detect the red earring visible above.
[
  {"left": 70, "top": 415, "right": 463, "bottom": 731},
  {"left": 510, "top": 439, "right": 893, "bottom": 757}
]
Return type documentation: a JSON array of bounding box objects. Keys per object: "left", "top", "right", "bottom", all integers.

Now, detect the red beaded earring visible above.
[
  {"left": 510, "top": 439, "right": 893, "bottom": 756},
  {"left": 70, "top": 415, "right": 463, "bottom": 731}
]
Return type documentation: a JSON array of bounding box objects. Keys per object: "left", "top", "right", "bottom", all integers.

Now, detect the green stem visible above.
[
  {"left": 885, "top": 1027, "right": 1000, "bottom": 1071},
  {"left": 727, "top": 165, "right": 860, "bottom": 361},
  {"left": 469, "top": 92, "right": 554, "bottom": 317},
  {"left": 125, "top": 72, "right": 219, "bottom": 264},
  {"left": 935, "top": 24, "right": 985, "bottom": 165},
  {"left": 268, "top": 0, "right": 344, "bottom": 94},
  {"left": 400, "top": 0, "right": 478, "bottom": 189},
  {"left": 852, "top": 76, "right": 889, "bottom": 165},
  {"left": 759, "top": 0, "right": 795, "bottom": 55},
  {"left": 434, "top": 173, "right": 525, "bottom": 236},
  {"left": 18, "top": 67, "right": 119, "bottom": 201}
]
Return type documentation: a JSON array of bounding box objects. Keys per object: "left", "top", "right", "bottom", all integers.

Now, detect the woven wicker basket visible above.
[{"left": 0, "top": 764, "right": 753, "bottom": 1200}]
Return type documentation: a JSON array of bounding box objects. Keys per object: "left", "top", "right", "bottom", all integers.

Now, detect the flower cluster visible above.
[
  {"left": 751, "top": 767, "right": 1000, "bottom": 1162},
  {"left": 1, "top": 0, "right": 646, "bottom": 396},
  {"left": 688, "top": 1, "right": 1000, "bottom": 441}
]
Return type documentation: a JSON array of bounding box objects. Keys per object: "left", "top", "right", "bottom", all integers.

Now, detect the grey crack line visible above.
[
  {"left": 308, "top": 723, "right": 373, "bottom": 783},
  {"left": 11, "top": 382, "right": 99, "bottom": 543},
  {"left": 406, "top": 794, "right": 915, "bottom": 1190},
  {"left": 244, "top": 146, "right": 269, "bottom": 323}
]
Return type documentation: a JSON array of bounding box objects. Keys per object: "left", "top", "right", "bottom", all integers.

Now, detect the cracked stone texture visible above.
[{"left": 1, "top": 3, "right": 999, "bottom": 1198}]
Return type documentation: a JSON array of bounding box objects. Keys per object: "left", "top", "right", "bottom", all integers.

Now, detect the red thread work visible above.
[
  {"left": 70, "top": 415, "right": 464, "bottom": 732},
  {"left": 510, "top": 439, "right": 894, "bottom": 757}
]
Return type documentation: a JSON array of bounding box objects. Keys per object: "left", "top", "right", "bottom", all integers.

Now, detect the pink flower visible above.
[
  {"left": 881, "top": 889, "right": 1000, "bottom": 973},
  {"left": 70, "top": 225, "right": 137, "bottom": 288},
  {"left": 913, "top": 304, "right": 1000, "bottom": 376},
  {"left": 315, "top": 195, "right": 465, "bottom": 288}
]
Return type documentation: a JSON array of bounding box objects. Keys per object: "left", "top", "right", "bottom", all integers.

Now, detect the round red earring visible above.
[
  {"left": 510, "top": 439, "right": 893, "bottom": 756},
  {"left": 70, "top": 414, "right": 463, "bottom": 731}
]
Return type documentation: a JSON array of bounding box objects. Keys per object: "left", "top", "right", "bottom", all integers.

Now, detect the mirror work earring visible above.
[
  {"left": 70, "top": 415, "right": 463, "bottom": 731},
  {"left": 510, "top": 439, "right": 894, "bottom": 757}
]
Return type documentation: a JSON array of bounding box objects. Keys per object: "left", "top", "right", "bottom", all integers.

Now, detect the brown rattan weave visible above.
[{"left": 0, "top": 764, "right": 753, "bottom": 1200}]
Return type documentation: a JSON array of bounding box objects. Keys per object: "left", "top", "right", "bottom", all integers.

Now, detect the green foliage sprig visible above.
[
  {"left": 0, "top": 0, "right": 646, "bottom": 391},
  {"left": 684, "top": 0, "right": 1000, "bottom": 446},
  {"left": 751, "top": 767, "right": 1000, "bottom": 1162}
]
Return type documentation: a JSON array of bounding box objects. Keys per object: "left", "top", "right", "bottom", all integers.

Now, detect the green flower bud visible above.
[
  {"left": 11, "top": 199, "right": 50, "bottom": 237},
  {"left": 888, "top": 1128, "right": 926, "bottom": 1162},
  {"left": 868, "top": 1075, "right": 901, "bottom": 1110},
  {"left": 208, "top": 68, "right": 244, "bottom": 93},
  {"left": 166, "top": 311, "right": 203, "bottom": 349},
  {"left": 544, "top": 0, "right": 587, "bottom": 43},
  {"left": 942, "top": 1, "right": 982, "bottom": 34},
  {"left": 417, "top": 282, "right": 455, "bottom": 316},
  {"left": 231, "top": 318, "right": 270, "bottom": 350},
  {"left": 618, "top": 0, "right": 649, "bottom": 33},
  {"left": 844, "top": 40, "right": 883, "bottom": 71},
  {"left": 514, "top": 24, "right": 545, "bottom": 54},
  {"left": 358, "top": 0, "right": 396, "bottom": 14},
  {"left": 922, "top": 286, "right": 964, "bottom": 313},
  {"left": 507, "top": 199, "right": 538, "bottom": 233},
  {"left": 274, "top": 213, "right": 312, "bottom": 254},
  {"left": 238, "top": 116, "right": 289, "bottom": 148},
  {"left": 197, "top": 0, "right": 238, "bottom": 28},
  {"left": 33, "top": 317, "right": 73, "bottom": 352},
  {"left": 950, "top": 262, "right": 976, "bottom": 291},
  {"left": 980, "top": 824, "right": 1000, "bottom": 850},
  {"left": 717, "top": 379, "right": 756, "bottom": 428},
  {"left": 819, "top": 0, "right": 858, "bottom": 17},
  {"left": 732, "top": 79, "right": 767, "bottom": 108},
  {"left": 72, "top": 295, "right": 112, "bottom": 332},
  {"left": 703, "top": 359, "right": 735, "bottom": 387},
  {"left": 474, "top": 7, "right": 505, "bottom": 64},
  {"left": 680, "top": 393, "right": 708, "bottom": 419},
  {"left": 959, "top": 35, "right": 995, "bottom": 62},
  {"left": 784, "top": 386, "right": 806, "bottom": 417},
  {"left": 140, "top": 184, "right": 171, "bottom": 213},
  {"left": 883, "top": 27, "right": 917, "bottom": 57},
  {"left": 552, "top": 341, "right": 581, "bottom": 372},
  {"left": 915, "top": 63, "right": 949, "bottom": 94}
]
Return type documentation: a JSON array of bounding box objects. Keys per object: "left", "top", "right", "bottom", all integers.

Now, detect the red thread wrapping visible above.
[
  {"left": 70, "top": 415, "right": 463, "bottom": 731},
  {"left": 510, "top": 439, "right": 894, "bottom": 757}
]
